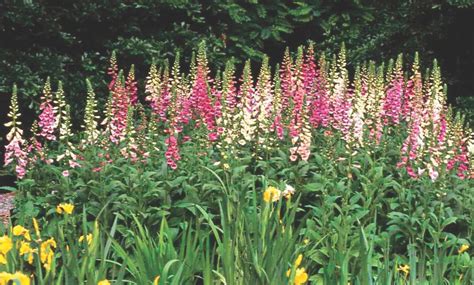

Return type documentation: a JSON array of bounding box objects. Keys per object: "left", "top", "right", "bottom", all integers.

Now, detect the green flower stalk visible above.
[
  {"left": 370, "top": 64, "right": 386, "bottom": 144},
  {"left": 271, "top": 63, "right": 284, "bottom": 141},
  {"left": 428, "top": 59, "right": 446, "bottom": 124},
  {"left": 83, "top": 79, "right": 100, "bottom": 144},
  {"left": 5, "top": 84, "right": 23, "bottom": 142},
  {"left": 145, "top": 63, "right": 162, "bottom": 117},
  {"left": 280, "top": 47, "right": 294, "bottom": 123},
  {"left": 54, "top": 81, "right": 73, "bottom": 142},
  {"left": 108, "top": 50, "right": 118, "bottom": 91},
  {"left": 169, "top": 52, "right": 182, "bottom": 122},
  {"left": 146, "top": 112, "right": 159, "bottom": 152},
  {"left": 126, "top": 64, "right": 138, "bottom": 105},
  {"left": 54, "top": 81, "right": 66, "bottom": 129},
  {"left": 216, "top": 60, "right": 238, "bottom": 158},
  {"left": 256, "top": 55, "right": 273, "bottom": 151},
  {"left": 328, "top": 45, "right": 352, "bottom": 142},
  {"left": 350, "top": 65, "right": 366, "bottom": 146},
  {"left": 237, "top": 60, "right": 256, "bottom": 147},
  {"left": 59, "top": 104, "right": 72, "bottom": 142}
]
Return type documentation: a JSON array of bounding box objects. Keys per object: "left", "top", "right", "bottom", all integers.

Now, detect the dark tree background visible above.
[{"left": 0, "top": 0, "right": 473, "bottom": 167}]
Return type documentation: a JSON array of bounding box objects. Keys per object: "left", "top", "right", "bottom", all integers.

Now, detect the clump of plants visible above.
[{"left": 2, "top": 42, "right": 473, "bottom": 284}]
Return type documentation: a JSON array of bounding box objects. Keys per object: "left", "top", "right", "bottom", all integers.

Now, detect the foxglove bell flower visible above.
[{"left": 4, "top": 85, "right": 28, "bottom": 179}]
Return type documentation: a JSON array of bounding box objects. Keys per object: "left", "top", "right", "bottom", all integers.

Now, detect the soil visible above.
[{"left": 0, "top": 192, "right": 14, "bottom": 226}]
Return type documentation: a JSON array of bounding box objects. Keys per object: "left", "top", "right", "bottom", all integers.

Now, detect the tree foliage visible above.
[{"left": 0, "top": 0, "right": 472, "bottom": 121}]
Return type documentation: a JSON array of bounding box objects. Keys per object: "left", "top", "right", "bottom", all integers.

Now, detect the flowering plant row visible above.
[{"left": 4, "top": 43, "right": 473, "bottom": 181}]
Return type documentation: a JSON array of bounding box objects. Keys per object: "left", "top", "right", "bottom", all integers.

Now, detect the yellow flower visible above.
[
  {"left": 295, "top": 254, "right": 303, "bottom": 267},
  {"left": 0, "top": 272, "right": 13, "bottom": 285},
  {"left": 12, "top": 225, "right": 31, "bottom": 241},
  {"left": 458, "top": 244, "right": 469, "bottom": 254},
  {"left": 56, "top": 203, "right": 74, "bottom": 214},
  {"left": 153, "top": 275, "right": 160, "bottom": 285},
  {"left": 294, "top": 267, "right": 308, "bottom": 285},
  {"left": 45, "top": 256, "right": 53, "bottom": 270},
  {"left": 0, "top": 255, "right": 6, "bottom": 265},
  {"left": 0, "top": 236, "right": 12, "bottom": 255},
  {"left": 0, "top": 272, "right": 29, "bottom": 285},
  {"left": 0, "top": 235, "right": 12, "bottom": 265},
  {"left": 40, "top": 238, "right": 56, "bottom": 271},
  {"left": 97, "top": 279, "right": 110, "bottom": 285},
  {"left": 19, "top": 241, "right": 31, "bottom": 256},
  {"left": 19, "top": 241, "right": 36, "bottom": 264},
  {"left": 263, "top": 186, "right": 281, "bottom": 203},
  {"left": 397, "top": 264, "right": 410, "bottom": 275},
  {"left": 79, "top": 234, "right": 93, "bottom": 245},
  {"left": 32, "top": 218, "right": 41, "bottom": 237},
  {"left": 11, "top": 272, "right": 30, "bottom": 285},
  {"left": 303, "top": 238, "right": 310, "bottom": 245}
]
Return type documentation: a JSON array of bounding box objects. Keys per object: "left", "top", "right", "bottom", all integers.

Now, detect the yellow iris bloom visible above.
[
  {"left": 458, "top": 244, "right": 469, "bottom": 254},
  {"left": 12, "top": 225, "right": 31, "bottom": 241},
  {"left": 0, "top": 255, "right": 6, "bottom": 265},
  {"left": 0, "top": 271, "right": 30, "bottom": 285},
  {"left": 294, "top": 268, "right": 308, "bottom": 285},
  {"left": 0, "top": 235, "right": 12, "bottom": 264},
  {"left": 56, "top": 203, "right": 75, "bottom": 214},
  {"left": 19, "top": 241, "right": 36, "bottom": 264},
  {"left": 40, "top": 238, "right": 56, "bottom": 271},
  {"left": 79, "top": 234, "right": 93, "bottom": 245},
  {"left": 0, "top": 272, "right": 13, "bottom": 285},
  {"left": 263, "top": 186, "right": 281, "bottom": 203},
  {"left": 286, "top": 254, "right": 308, "bottom": 285},
  {"left": 0, "top": 236, "right": 12, "bottom": 255},
  {"left": 398, "top": 264, "right": 410, "bottom": 276}
]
